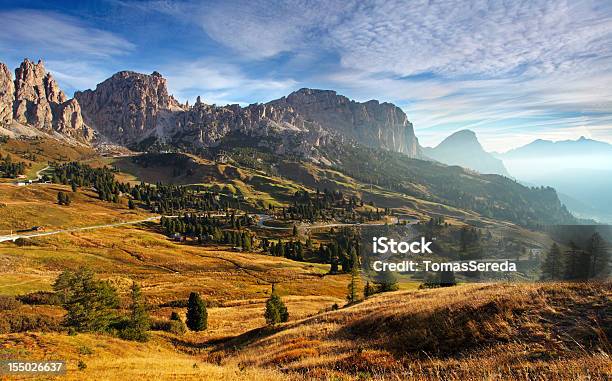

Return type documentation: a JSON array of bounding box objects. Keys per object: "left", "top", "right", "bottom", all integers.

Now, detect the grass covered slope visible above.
[
  {"left": 0, "top": 183, "right": 152, "bottom": 233},
  {"left": 213, "top": 282, "right": 611, "bottom": 380},
  {"left": 0, "top": 333, "right": 290, "bottom": 381}
]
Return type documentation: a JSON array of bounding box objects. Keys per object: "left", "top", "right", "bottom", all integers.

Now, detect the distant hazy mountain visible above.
[
  {"left": 423, "top": 130, "right": 509, "bottom": 176},
  {"left": 499, "top": 137, "right": 612, "bottom": 223},
  {"left": 501, "top": 136, "right": 612, "bottom": 159}
]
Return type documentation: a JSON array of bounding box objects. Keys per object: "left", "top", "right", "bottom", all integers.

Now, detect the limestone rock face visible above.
[
  {"left": 75, "top": 71, "right": 183, "bottom": 144},
  {"left": 0, "top": 63, "right": 14, "bottom": 125},
  {"left": 0, "top": 59, "right": 92, "bottom": 142},
  {"left": 55, "top": 98, "right": 94, "bottom": 141},
  {"left": 275, "top": 88, "right": 422, "bottom": 157},
  {"left": 76, "top": 71, "right": 421, "bottom": 160}
]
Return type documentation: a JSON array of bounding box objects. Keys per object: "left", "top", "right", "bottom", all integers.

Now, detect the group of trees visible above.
[
  {"left": 541, "top": 233, "right": 609, "bottom": 281},
  {"left": 131, "top": 183, "right": 234, "bottom": 214},
  {"left": 52, "top": 162, "right": 129, "bottom": 203},
  {"left": 316, "top": 228, "right": 361, "bottom": 273},
  {"left": 52, "top": 162, "right": 249, "bottom": 216},
  {"left": 264, "top": 239, "right": 305, "bottom": 261},
  {"left": 278, "top": 189, "right": 388, "bottom": 223},
  {"left": 51, "top": 269, "right": 210, "bottom": 339},
  {"left": 160, "top": 214, "right": 254, "bottom": 249},
  {"left": 0, "top": 154, "right": 26, "bottom": 178}
]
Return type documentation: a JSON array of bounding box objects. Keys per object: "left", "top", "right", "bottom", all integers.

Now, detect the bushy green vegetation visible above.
[
  {"left": 53, "top": 268, "right": 119, "bottom": 332},
  {"left": 0, "top": 153, "right": 26, "bottom": 178}
]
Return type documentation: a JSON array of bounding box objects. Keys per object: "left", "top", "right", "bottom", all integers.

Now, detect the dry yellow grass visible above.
[
  {"left": 1, "top": 149, "right": 610, "bottom": 380},
  {"left": 0, "top": 183, "right": 152, "bottom": 233},
  {"left": 212, "top": 282, "right": 611, "bottom": 380},
  {"left": 0, "top": 332, "right": 292, "bottom": 380}
]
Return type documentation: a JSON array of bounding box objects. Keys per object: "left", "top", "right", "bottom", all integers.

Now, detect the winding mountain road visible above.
[
  {"left": 0, "top": 216, "right": 161, "bottom": 243},
  {"left": 0, "top": 213, "right": 419, "bottom": 244}
]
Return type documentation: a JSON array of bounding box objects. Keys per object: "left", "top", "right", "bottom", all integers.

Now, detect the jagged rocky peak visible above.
[
  {"left": 0, "top": 63, "right": 14, "bottom": 125},
  {"left": 273, "top": 88, "right": 422, "bottom": 157},
  {"left": 0, "top": 58, "right": 92, "bottom": 142},
  {"left": 13, "top": 59, "right": 67, "bottom": 105},
  {"left": 74, "top": 71, "right": 420, "bottom": 159},
  {"left": 75, "top": 70, "right": 184, "bottom": 144}
]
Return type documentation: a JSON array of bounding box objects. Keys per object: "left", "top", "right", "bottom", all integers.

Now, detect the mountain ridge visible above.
[
  {"left": 74, "top": 70, "right": 422, "bottom": 160},
  {"left": 423, "top": 129, "right": 509, "bottom": 176}
]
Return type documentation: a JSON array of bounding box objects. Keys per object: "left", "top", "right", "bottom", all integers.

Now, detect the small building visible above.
[
  {"left": 215, "top": 151, "right": 231, "bottom": 164},
  {"left": 530, "top": 248, "right": 543, "bottom": 257}
]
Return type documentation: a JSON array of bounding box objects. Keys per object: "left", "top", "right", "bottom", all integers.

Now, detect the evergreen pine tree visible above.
[
  {"left": 346, "top": 249, "right": 360, "bottom": 304},
  {"left": 586, "top": 232, "right": 609, "bottom": 278},
  {"left": 121, "top": 282, "right": 150, "bottom": 342},
  {"left": 57, "top": 191, "right": 65, "bottom": 205},
  {"left": 563, "top": 242, "right": 582, "bottom": 280},
  {"left": 541, "top": 243, "right": 562, "bottom": 280},
  {"left": 53, "top": 268, "right": 119, "bottom": 332},
  {"left": 264, "top": 285, "right": 288, "bottom": 325},
  {"left": 364, "top": 281, "right": 374, "bottom": 298},
  {"left": 186, "top": 292, "right": 207, "bottom": 331}
]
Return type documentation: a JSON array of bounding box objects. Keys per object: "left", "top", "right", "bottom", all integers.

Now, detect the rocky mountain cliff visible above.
[
  {"left": 423, "top": 130, "right": 509, "bottom": 176},
  {"left": 271, "top": 88, "right": 421, "bottom": 156},
  {"left": 75, "top": 71, "right": 184, "bottom": 144},
  {"left": 74, "top": 71, "right": 421, "bottom": 160},
  {"left": 0, "top": 59, "right": 93, "bottom": 142}
]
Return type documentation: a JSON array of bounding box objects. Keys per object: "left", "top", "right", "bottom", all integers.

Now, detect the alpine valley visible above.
[{"left": 0, "top": 58, "right": 610, "bottom": 381}]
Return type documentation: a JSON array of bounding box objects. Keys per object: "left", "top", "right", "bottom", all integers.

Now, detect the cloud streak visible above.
[
  {"left": 181, "top": 0, "right": 612, "bottom": 150},
  {"left": 0, "top": 9, "right": 134, "bottom": 58}
]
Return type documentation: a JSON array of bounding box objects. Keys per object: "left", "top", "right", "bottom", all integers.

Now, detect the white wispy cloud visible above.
[
  {"left": 177, "top": 0, "right": 612, "bottom": 150},
  {"left": 44, "top": 60, "right": 111, "bottom": 96},
  {"left": 160, "top": 60, "right": 298, "bottom": 105},
  {"left": 0, "top": 9, "right": 134, "bottom": 58}
]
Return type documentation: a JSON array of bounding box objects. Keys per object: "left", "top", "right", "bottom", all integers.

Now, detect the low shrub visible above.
[
  {"left": 150, "top": 319, "right": 186, "bottom": 335},
  {"left": 17, "top": 291, "right": 62, "bottom": 305},
  {"left": 159, "top": 299, "right": 188, "bottom": 308},
  {"left": 0, "top": 313, "right": 61, "bottom": 333},
  {"left": 0, "top": 295, "right": 21, "bottom": 310}
]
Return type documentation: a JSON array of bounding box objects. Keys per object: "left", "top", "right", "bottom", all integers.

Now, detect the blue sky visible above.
[{"left": 1, "top": 0, "right": 612, "bottom": 151}]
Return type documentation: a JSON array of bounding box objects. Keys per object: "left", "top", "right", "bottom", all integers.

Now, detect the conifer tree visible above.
[
  {"left": 53, "top": 268, "right": 119, "bottom": 332},
  {"left": 186, "top": 292, "right": 207, "bottom": 331},
  {"left": 57, "top": 191, "right": 65, "bottom": 205},
  {"left": 364, "top": 281, "right": 374, "bottom": 298},
  {"left": 586, "top": 232, "right": 609, "bottom": 278},
  {"left": 121, "top": 282, "right": 150, "bottom": 342},
  {"left": 541, "top": 243, "right": 562, "bottom": 280},
  {"left": 346, "top": 249, "right": 360, "bottom": 304},
  {"left": 264, "top": 284, "right": 288, "bottom": 325}
]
